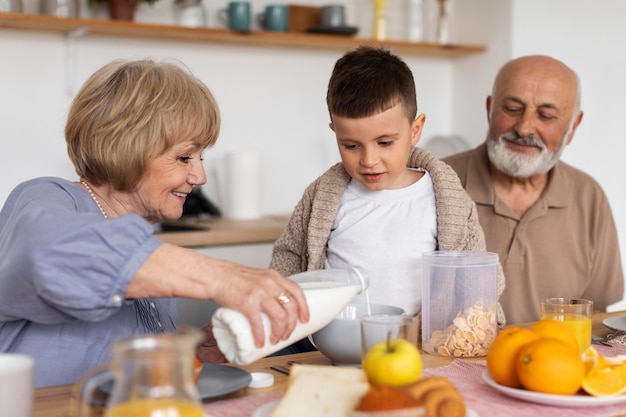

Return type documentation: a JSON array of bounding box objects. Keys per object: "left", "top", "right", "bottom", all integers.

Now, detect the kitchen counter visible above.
[{"left": 155, "top": 215, "right": 289, "bottom": 248}]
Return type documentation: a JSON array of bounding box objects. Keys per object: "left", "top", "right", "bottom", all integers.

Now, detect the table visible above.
[{"left": 32, "top": 310, "right": 624, "bottom": 417}]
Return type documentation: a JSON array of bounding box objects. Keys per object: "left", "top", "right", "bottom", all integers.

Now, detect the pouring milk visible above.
[{"left": 211, "top": 267, "right": 368, "bottom": 364}]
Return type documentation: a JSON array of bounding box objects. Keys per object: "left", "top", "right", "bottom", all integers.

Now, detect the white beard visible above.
[{"left": 486, "top": 130, "right": 568, "bottom": 178}]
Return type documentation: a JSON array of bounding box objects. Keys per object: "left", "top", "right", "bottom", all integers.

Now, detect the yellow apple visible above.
[{"left": 362, "top": 338, "right": 423, "bottom": 387}]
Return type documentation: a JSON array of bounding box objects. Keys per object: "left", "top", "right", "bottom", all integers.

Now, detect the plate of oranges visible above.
[
  {"left": 482, "top": 370, "right": 626, "bottom": 407},
  {"left": 484, "top": 320, "right": 626, "bottom": 407}
]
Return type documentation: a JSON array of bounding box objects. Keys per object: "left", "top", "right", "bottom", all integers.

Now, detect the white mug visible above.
[
  {"left": 0, "top": 0, "right": 21, "bottom": 13},
  {"left": 39, "top": 0, "right": 79, "bottom": 17},
  {"left": 0, "top": 353, "right": 34, "bottom": 417}
]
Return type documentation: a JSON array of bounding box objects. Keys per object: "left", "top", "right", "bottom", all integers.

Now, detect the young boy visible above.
[{"left": 270, "top": 47, "right": 505, "bottom": 336}]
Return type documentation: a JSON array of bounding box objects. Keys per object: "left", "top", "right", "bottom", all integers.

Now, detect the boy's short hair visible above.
[
  {"left": 326, "top": 46, "right": 417, "bottom": 121},
  {"left": 66, "top": 59, "right": 220, "bottom": 191}
]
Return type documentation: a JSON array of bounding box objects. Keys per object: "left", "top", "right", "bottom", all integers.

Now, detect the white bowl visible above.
[{"left": 311, "top": 303, "right": 405, "bottom": 366}]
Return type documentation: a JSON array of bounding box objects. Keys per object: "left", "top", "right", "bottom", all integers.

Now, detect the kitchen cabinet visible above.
[{"left": 0, "top": 12, "right": 485, "bottom": 58}]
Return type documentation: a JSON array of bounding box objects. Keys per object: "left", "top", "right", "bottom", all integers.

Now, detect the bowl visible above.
[{"left": 311, "top": 303, "right": 405, "bottom": 366}]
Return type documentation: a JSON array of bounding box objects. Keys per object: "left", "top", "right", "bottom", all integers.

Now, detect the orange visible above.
[
  {"left": 193, "top": 357, "right": 203, "bottom": 383},
  {"left": 530, "top": 320, "right": 579, "bottom": 352},
  {"left": 582, "top": 362, "right": 626, "bottom": 396},
  {"left": 582, "top": 346, "right": 601, "bottom": 375},
  {"left": 516, "top": 338, "right": 585, "bottom": 395},
  {"left": 486, "top": 327, "right": 540, "bottom": 388}
]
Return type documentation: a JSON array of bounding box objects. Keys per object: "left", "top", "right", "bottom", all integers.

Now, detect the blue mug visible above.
[
  {"left": 257, "top": 5, "right": 289, "bottom": 33},
  {"left": 218, "top": 1, "right": 251, "bottom": 32}
]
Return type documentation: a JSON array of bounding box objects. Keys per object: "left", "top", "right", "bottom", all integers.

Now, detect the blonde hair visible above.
[{"left": 65, "top": 59, "right": 220, "bottom": 191}]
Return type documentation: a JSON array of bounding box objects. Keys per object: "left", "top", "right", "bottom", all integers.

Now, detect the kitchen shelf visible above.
[{"left": 0, "top": 12, "right": 486, "bottom": 58}]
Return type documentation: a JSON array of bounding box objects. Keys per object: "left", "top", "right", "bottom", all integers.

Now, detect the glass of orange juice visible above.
[{"left": 540, "top": 298, "right": 593, "bottom": 355}]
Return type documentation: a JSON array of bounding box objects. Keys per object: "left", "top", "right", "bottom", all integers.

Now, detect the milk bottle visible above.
[{"left": 211, "top": 267, "right": 368, "bottom": 364}]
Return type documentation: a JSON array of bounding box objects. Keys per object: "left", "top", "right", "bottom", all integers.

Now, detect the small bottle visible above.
[
  {"left": 212, "top": 267, "right": 369, "bottom": 365},
  {"left": 174, "top": 0, "right": 206, "bottom": 28},
  {"left": 372, "top": 0, "right": 387, "bottom": 41},
  {"left": 407, "top": 0, "right": 424, "bottom": 42},
  {"left": 435, "top": 0, "right": 450, "bottom": 45}
]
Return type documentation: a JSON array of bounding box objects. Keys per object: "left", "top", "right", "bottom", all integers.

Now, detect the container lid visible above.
[
  {"left": 422, "top": 251, "right": 498, "bottom": 266},
  {"left": 248, "top": 372, "right": 274, "bottom": 388}
]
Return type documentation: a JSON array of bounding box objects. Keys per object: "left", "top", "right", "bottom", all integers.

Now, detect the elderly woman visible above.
[{"left": 0, "top": 59, "right": 308, "bottom": 388}]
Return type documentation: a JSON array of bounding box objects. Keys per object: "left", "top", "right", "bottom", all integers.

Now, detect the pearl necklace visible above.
[{"left": 81, "top": 180, "right": 108, "bottom": 219}]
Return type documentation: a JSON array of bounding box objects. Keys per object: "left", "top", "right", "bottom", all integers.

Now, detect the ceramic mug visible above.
[
  {"left": 0, "top": 0, "right": 21, "bottom": 12},
  {"left": 218, "top": 1, "right": 251, "bottom": 32},
  {"left": 257, "top": 5, "right": 289, "bottom": 32},
  {"left": 0, "top": 353, "right": 34, "bottom": 417},
  {"left": 39, "top": 0, "right": 79, "bottom": 17},
  {"left": 320, "top": 4, "right": 345, "bottom": 27}
]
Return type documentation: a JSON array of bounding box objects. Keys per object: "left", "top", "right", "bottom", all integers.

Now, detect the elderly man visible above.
[{"left": 444, "top": 55, "right": 624, "bottom": 323}]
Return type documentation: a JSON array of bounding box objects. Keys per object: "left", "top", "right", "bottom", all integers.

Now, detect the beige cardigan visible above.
[
  {"left": 270, "top": 147, "right": 506, "bottom": 324},
  {"left": 196, "top": 148, "right": 507, "bottom": 363}
]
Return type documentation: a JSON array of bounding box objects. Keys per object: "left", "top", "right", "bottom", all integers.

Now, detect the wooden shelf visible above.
[{"left": 0, "top": 12, "right": 485, "bottom": 58}]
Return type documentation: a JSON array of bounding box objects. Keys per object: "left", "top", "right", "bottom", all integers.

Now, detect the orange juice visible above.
[
  {"left": 104, "top": 399, "right": 204, "bottom": 417},
  {"left": 541, "top": 313, "right": 592, "bottom": 354}
]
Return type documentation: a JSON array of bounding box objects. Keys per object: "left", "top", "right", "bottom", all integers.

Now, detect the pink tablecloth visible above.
[{"left": 203, "top": 342, "right": 626, "bottom": 417}]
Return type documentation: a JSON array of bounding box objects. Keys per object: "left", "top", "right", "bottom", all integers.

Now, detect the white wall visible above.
[
  {"left": 448, "top": 0, "right": 626, "bottom": 311},
  {"left": 0, "top": 0, "right": 453, "bottom": 212},
  {"left": 2, "top": 0, "right": 625, "bottom": 309},
  {"left": 513, "top": 0, "right": 626, "bottom": 311}
]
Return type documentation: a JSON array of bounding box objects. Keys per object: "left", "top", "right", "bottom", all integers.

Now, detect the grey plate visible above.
[
  {"left": 100, "top": 364, "right": 252, "bottom": 400},
  {"left": 603, "top": 314, "right": 626, "bottom": 332},
  {"left": 196, "top": 364, "right": 252, "bottom": 398}
]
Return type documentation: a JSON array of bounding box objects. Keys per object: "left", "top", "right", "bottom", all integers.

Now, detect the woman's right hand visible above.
[
  {"left": 129, "top": 244, "right": 310, "bottom": 348},
  {"left": 207, "top": 260, "right": 310, "bottom": 348}
]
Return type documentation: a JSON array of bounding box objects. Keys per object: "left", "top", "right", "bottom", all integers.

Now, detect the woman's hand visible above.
[
  {"left": 129, "top": 243, "right": 310, "bottom": 348},
  {"left": 208, "top": 261, "right": 310, "bottom": 347}
]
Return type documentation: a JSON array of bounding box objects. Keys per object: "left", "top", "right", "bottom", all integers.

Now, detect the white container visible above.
[
  {"left": 212, "top": 267, "right": 368, "bottom": 364},
  {"left": 224, "top": 151, "right": 262, "bottom": 220},
  {"left": 39, "top": 0, "right": 79, "bottom": 17},
  {"left": 421, "top": 251, "right": 498, "bottom": 357},
  {"left": 0, "top": 353, "right": 34, "bottom": 417},
  {"left": 0, "top": 0, "right": 21, "bottom": 13},
  {"left": 311, "top": 303, "right": 405, "bottom": 366},
  {"left": 174, "top": 0, "right": 206, "bottom": 28},
  {"left": 407, "top": 0, "right": 424, "bottom": 41}
]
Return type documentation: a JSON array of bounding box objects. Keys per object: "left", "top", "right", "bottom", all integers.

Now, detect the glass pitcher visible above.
[{"left": 73, "top": 326, "right": 205, "bottom": 417}]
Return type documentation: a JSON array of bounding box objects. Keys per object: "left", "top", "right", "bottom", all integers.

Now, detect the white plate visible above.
[
  {"left": 482, "top": 370, "right": 626, "bottom": 407},
  {"left": 252, "top": 399, "right": 480, "bottom": 417},
  {"left": 603, "top": 315, "right": 626, "bottom": 332}
]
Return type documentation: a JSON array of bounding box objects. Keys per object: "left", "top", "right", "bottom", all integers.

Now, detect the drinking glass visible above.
[
  {"left": 540, "top": 298, "right": 593, "bottom": 354},
  {"left": 361, "top": 315, "right": 419, "bottom": 363}
]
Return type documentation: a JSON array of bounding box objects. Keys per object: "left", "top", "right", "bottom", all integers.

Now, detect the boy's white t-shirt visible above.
[{"left": 324, "top": 168, "right": 437, "bottom": 316}]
